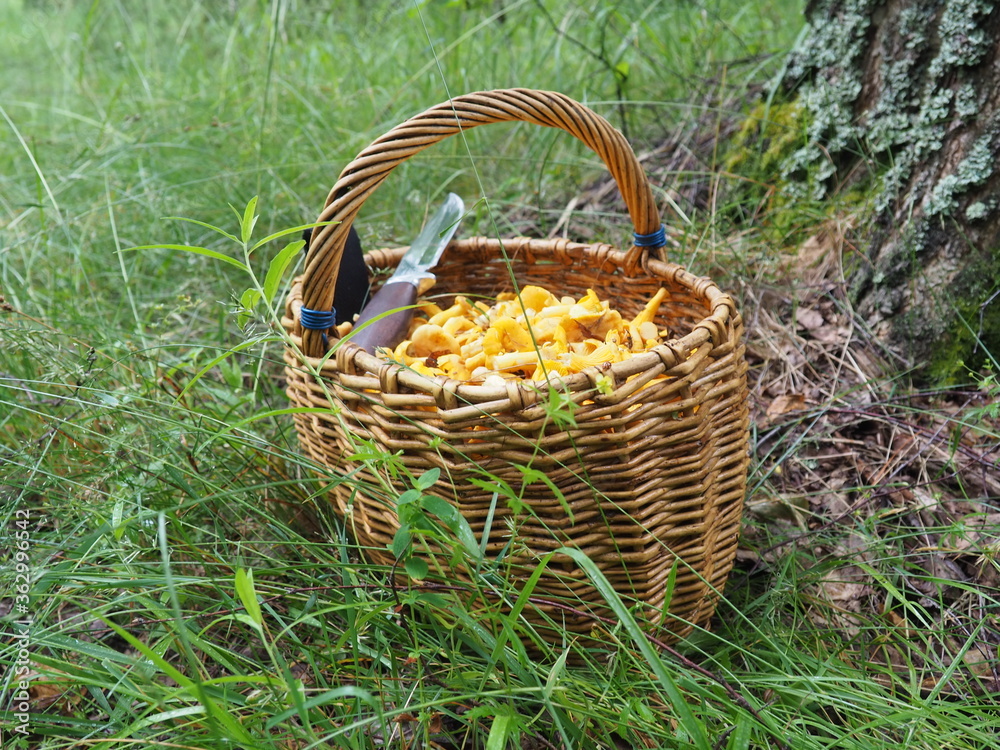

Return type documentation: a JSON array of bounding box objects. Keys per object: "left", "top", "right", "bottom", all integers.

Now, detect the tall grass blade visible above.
[{"left": 556, "top": 546, "right": 712, "bottom": 750}]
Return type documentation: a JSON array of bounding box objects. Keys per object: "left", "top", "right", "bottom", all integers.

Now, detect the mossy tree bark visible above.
[{"left": 784, "top": 0, "right": 1000, "bottom": 380}]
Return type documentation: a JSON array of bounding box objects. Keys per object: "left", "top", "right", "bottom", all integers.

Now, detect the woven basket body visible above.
[{"left": 283, "top": 90, "right": 749, "bottom": 643}]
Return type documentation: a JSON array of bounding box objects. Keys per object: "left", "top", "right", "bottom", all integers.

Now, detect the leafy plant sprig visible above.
[
  {"left": 127, "top": 196, "right": 322, "bottom": 331},
  {"left": 124, "top": 197, "right": 335, "bottom": 403},
  {"left": 390, "top": 468, "right": 484, "bottom": 580}
]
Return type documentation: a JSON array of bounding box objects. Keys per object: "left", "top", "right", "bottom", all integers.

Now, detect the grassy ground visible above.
[{"left": 2, "top": 0, "right": 999, "bottom": 748}]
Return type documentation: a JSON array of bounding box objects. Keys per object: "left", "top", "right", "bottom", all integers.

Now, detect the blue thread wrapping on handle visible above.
[
  {"left": 300, "top": 306, "right": 336, "bottom": 330},
  {"left": 632, "top": 224, "right": 667, "bottom": 248}
]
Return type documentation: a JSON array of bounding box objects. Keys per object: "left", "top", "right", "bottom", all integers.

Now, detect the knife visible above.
[{"left": 348, "top": 193, "right": 465, "bottom": 354}]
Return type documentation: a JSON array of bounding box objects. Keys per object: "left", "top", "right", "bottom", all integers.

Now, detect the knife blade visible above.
[{"left": 348, "top": 193, "right": 464, "bottom": 354}]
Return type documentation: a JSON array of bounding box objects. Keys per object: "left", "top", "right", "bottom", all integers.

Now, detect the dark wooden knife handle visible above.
[{"left": 347, "top": 281, "right": 419, "bottom": 354}]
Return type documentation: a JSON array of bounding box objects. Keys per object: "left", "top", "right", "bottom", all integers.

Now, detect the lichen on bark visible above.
[{"left": 780, "top": 0, "right": 1000, "bottom": 380}]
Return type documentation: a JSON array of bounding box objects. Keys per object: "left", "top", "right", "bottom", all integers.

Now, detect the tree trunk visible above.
[{"left": 783, "top": 0, "right": 1000, "bottom": 381}]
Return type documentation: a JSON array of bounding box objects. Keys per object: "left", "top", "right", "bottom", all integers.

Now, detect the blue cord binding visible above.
[
  {"left": 299, "top": 306, "right": 336, "bottom": 330},
  {"left": 632, "top": 224, "right": 667, "bottom": 248}
]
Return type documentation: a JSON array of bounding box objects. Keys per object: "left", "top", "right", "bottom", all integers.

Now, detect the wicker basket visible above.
[{"left": 282, "top": 89, "right": 749, "bottom": 644}]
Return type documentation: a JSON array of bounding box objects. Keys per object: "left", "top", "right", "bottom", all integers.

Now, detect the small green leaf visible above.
[
  {"left": 96, "top": 392, "right": 120, "bottom": 407},
  {"left": 391, "top": 525, "right": 412, "bottom": 559},
  {"left": 262, "top": 239, "right": 305, "bottom": 305},
  {"left": 544, "top": 384, "right": 578, "bottom": 429},
  {"left": 240, "top": 287, "right": 262, "bottom": 311},
  {"left": 420, "top": 495, "right": 481, "bottom": 561},
  {"left": 488, "top": 549, "right": 556, "bottom": 661},
  {"left": 544, "top": 648, "right": 569, "bottom": 699},
  {"left": 404, "top": 556, "right": 429, "bottom": 580},
  {"left": 112, "top": 497, "right": 125, "bottom": 541},
  {"left": 634, "top": 698, "right": 654, "bottom": 722},
  {"left": 614, "top": 60, "right": 630, "bottom": 82},
  {"left": 219, "top": 358, "right": 243, "bottom": 389},
  {"left": 419, "top": 494, "right": 458, "bottom": 525},
  {"left": 468, "top": 475, "right": 516, "bottom": 500},
  {"left": 125, "top": 243, "right": 249, "bottom": 272},
  {"left": 397, "top": 488, "right": 422, "bottom": 506},
  {"left": 660, "top": 558, "right": 679, "bottom": 622},
  {"left": 239, "top": 196, "right": 259, "bottom": 245},
  {"left": 116, "top": 705, "right": 206, "bottom": 738},
  {"left": 469, "top": 472, "right": 524, "bottom": 514},
  {"left": 486, "top": 710, "right": 518, "bottom": 750},
  {"left": 480, "top": 491, "right": 499, "bottom": 558},
  {"left": 727, "top": 712, "right": 753, "bottom": 749},
  {"left": 97, "top": 617, "right": 193, "bottom": 687},
  {"left": 235, "top": 568, "right": 263, "bottom": 629},
  {"left": 234, "top": 613, "right": 262, "bottom": 630},
  {"left": 414, "top": 467, "right": 441, "bottom": 491},
  {"left": 237, "top": 288, "right": 262, "bottom": 328}
]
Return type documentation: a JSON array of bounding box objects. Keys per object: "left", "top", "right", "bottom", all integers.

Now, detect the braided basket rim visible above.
[{"left": 284, "top": 237, "right": 739, "bottom": 409}]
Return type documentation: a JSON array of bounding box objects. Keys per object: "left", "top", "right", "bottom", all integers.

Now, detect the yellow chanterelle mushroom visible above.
[{"left": 380, "top": 284, "right": 671, "bottom": 383}]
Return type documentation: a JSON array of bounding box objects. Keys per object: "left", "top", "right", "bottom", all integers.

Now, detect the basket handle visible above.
[{"left": 298, "top": 88, "right": 663, "bottom": 357}]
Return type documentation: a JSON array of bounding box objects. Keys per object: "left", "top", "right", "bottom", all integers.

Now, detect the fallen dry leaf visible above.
[
  {"left": 811, "top": 325, "right": 850, "bottom": 344},
  {"left": 781, "top": 223, "right": 846, "bottom": 287},
  {"left": 746, "top": 492, "right": 809, "bottom": 524},
  {"left": 795, "top": 306, "right": 825, "bottom": 331},
  {"left": 28, "top": 670, "right": 83, "bottom": 713},
  {"left": 765, "top": 393, "right": 806, "bottom": 423}
]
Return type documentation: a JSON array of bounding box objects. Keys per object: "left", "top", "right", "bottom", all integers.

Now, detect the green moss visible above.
[
  {"left": 926, "top": 298, "right": 1000, "bottom": 383},
  {"left": 721, "top": 98, "right": 881, "bottom": 243},
  {"left": 924, "top": 245, "right": 1000, "bottom": 383},
  {"left": 719, "top": 100, "right": 817, "bottom": 237},
  {"left": 725, "top": 100, "right": 806, "bottom": 175}
]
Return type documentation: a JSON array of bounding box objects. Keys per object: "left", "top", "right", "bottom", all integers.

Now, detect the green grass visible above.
[{"left": 3, "top": 0, "right": 1000, "bottom": 748}]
